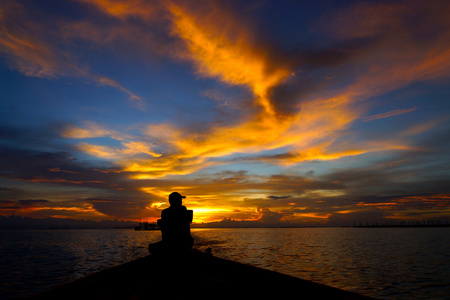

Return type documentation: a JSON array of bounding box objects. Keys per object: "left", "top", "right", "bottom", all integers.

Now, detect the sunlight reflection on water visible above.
[
  {"left": 0, "top": 228, "right": 448, "bottom": 299},
  {"left": 191, "top": 227, "right": 450, "bottom": 300}
]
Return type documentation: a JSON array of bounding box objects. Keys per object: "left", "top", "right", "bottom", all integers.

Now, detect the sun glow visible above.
[{"left": 190, "top": 207, "right": 235, "bottom": 223}]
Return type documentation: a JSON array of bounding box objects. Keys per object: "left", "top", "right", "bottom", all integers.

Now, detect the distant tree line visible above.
[
  {"left": 353, "top": 218, "right": 450, "bottom": 228},
  {"left": 0, "top": 215, "right": 137, "bottom": 229}
]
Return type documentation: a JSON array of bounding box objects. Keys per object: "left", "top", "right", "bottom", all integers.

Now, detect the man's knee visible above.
[{"left": 148, "top": 241, "right": 165, "bottom": 255}]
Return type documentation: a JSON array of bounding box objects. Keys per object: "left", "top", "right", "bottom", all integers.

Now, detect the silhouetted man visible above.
[{"left": 148, "top": 192, "right": 194, "bottom": 255}]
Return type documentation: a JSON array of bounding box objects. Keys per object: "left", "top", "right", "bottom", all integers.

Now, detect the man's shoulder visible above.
[
  {"left": 161, "top": 207, "right": 171, "bottom": 217},
  {"left": 164, "top": 206, "right": 187, "bottom": 211}
]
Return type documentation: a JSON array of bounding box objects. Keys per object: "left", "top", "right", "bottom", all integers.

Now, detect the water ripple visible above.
[{"left": 0, "top": 228, "right": 448, "bottom": 300}]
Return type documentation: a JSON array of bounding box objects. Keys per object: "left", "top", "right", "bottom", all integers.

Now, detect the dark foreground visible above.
[{"left": 28, "top": 252, "right": 375, "bottom": 299}]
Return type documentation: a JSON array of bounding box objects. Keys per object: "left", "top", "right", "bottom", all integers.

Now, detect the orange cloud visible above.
[
  {"left": 95, "top": 76, "right": 145, "bottom": 109},
  {"left": 0, "top": 200, "right": 107, "bottom": 219},
  {"left": 83, "top": 0, "right": 160, "bottom": 20},
  {"left": 62, "top": 122, "right": 127, "bottom": 139},
  {"left": 76, "top": 141, "right": 161, "bottom": 160},
  {"left": 47, "top": 167, "right": 80, "bottom": 174},
  {"left": 68, "top": 1, "right": 450, "bottom": 181},
  {"left": 0, "top": 6, "right": 62, "bottom": 78},
  {"left": 63, "top": 123, "right": 161, "bottom": 159},
  {"left": 78, "top": 143, "right": 120, "bottom": 159},
  {"left": 6, "top": 0, "right": 450, "bottom": 179},
  {"left": 118, "top": 141, "right": 161, "bottom": 158},
  {"left": 118, "top": 110, "right": 357, "bottom": 178},
  {"left": 168, "top": 3, "right": 290, "bottom": 116},
  {"left": 362, "top": 108, "right": 417, "bottom": 122},
  {"left": 56, "top": 2, "right": 416, "bottom": 177},
  {"left": 17, "top": 177, "right": 103, "bottom": 185},
  {"left": 357, "top": 194, "right": 450, "bottom": 211},
  {"left": 402, "top": 118, "right": 446, "bottom": 136}
]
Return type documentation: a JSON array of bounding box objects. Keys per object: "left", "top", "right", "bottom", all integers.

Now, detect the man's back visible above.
[
  {"left": 148, "top": 192, "right": 194, "bottom": 255},
  {"left": 160, "top": 205, "right": 193, "bottom": 246}
]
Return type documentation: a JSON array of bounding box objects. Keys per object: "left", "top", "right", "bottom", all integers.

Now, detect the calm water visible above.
[{"left": 0, "top": 228, "right": 448, "bottom": 299}]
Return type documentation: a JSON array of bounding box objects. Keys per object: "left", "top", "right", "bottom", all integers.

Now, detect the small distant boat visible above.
[{"left": 134, "top": 222, "right": 160, "bottom": 231}]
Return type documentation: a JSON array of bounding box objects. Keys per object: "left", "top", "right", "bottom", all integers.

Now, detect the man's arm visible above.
[
  {"left": 158, "top": 210, "right": 168, "bottom": 233},
  {"left": 186, "top": 210, "right": 193, "bottom": 223}
]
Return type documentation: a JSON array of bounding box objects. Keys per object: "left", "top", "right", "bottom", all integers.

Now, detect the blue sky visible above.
[{"left": 1, "top": 0, "right": 449, "bottom": 225}]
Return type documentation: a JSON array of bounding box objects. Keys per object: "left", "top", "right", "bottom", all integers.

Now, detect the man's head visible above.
[{"left": 168, "top": 192, "right": 186, "bottom": 206}]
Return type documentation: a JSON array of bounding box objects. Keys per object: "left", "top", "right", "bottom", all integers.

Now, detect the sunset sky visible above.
[{"left": 1, "top": 0, "right": 449, "bottom": 226}]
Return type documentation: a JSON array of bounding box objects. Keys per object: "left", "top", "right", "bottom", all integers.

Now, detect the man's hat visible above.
[{"left": 169, "top": 192, "right": 186, "bottom": 200}]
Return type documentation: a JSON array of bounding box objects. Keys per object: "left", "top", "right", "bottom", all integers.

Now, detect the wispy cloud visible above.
[
  {"left": 168, "top": 2, "right": 290, "bottom": 116},
  {"left": 362, "top": 108, "right": 417, "bottom": 122},
  {"left": 0, "top": 0, "right": 144, "bottom": 108}
]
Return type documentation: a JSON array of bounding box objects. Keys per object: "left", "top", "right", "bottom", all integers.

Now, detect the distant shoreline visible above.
[
  {"left": 352, "top": 224, "right": 450, "bottom": 228},
  {"left": 1, "top": 215, "right": 448, "bottom": 230},
  {"left": 1, "top": 225, "right": 449, "bottom": 230}
]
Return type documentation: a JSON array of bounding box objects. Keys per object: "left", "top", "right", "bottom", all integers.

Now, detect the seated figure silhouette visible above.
[{"left": 148, "top": 192, "right": 194, "bottom": 256}]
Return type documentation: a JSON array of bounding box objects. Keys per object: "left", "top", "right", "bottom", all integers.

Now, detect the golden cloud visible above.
[
  {"left": 65, "top": 1, "right": 450, "bottom": 182},
  {"left": 83, "top": 0, "right": 160, "bottom": 20},
  {"left": 357, "top": 194, "right": 450, "bottom": 213},
  {"left": 168, "top": 3, "right": 290, "bottom": 116}
]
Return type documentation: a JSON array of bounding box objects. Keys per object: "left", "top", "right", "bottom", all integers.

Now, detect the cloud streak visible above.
[
  {"left": 66, "top": 0, "right": 450, "bottom": 178},
  {"left": 362, "top": 108, "right": 417, "bottom": 122},
  {"left": 168, "top": 2, "right": 290, "bottom": 116}
]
